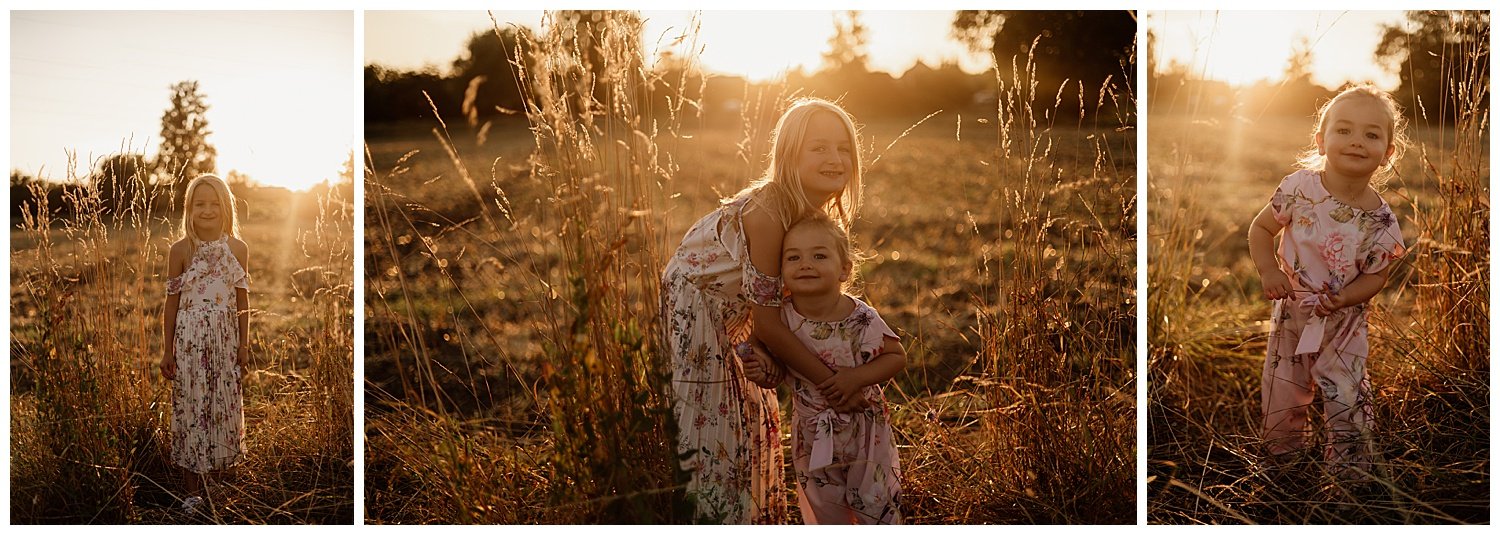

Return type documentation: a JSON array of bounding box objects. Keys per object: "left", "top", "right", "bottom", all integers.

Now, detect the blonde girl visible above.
[
  {"left": 1248, "top": 85, "right": 1407, "bottom": 478},
  {"left": 159, "top": 174, "right": 251, "bottom": 512},
  {"left": 660, "top": 97, "right": 866, "bottom": 523}
]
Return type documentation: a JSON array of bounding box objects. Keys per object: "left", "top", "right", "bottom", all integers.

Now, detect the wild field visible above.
[
  {"left": 9, "top": 173, "right": 355, "bottom": 524},
  {"left": 1146, "top": 46, "right": 1490, "bottom": 525},
  {"left": 364, "top": 17, "right": 1136, "bottom": 524}
]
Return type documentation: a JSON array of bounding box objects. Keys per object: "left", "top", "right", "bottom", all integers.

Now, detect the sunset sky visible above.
[
  {"left": 1150, "top": 11, "right": 1407, "bottom": 89},
  {"left": 11, "top": 11, "right": 356, "bottom": 191},
  {"left": 365, "top": 11, "right": 994, "bottom": 82}
]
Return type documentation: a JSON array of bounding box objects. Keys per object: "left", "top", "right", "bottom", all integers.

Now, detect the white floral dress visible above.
[
  {"left": 661, "top": 195, "right": 788, "bottom": 524},
  {"left": 166, "top": 235, "right": 248, "bottom": 474},
  {"left": 1262, "top": 169, "right": 1404, "bottom": 476},
  {"left": 783, "top": 296, "right": 901, "bottom": 524}
]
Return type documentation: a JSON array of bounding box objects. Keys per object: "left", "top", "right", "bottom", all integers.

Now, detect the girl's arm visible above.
[
  {"left": 743, "top": 207, "right": 835, "bottom": 385},
  {"left": 161, "top": 242, "right": 186, "bottom": 380},
  {"left": 1314, "top": 265, "right": 1392, "bottom": 316},
  {"left": 819, "top": 336, "right": 906, "bottom": 409},
  {"left": 1248, "top": 203, "right": 1293, "bottom": 300},
  {"left": 228, "top": 241, "right": 249, "bottom": 368},
  {"left": 231, "top": 239, "right": 250, "bottom": 368}
]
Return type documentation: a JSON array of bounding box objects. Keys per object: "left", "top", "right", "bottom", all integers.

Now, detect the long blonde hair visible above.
[
  {"left": 179, "top": 174, "right": 240, "bottom": 248},
  {"left": 1295, "top": 84, "right": 1409, "bottom": 187},
  {"left": 731, "top": 98, "right": 863, "bottom": 230}
]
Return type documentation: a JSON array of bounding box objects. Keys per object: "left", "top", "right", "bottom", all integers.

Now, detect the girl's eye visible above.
[{"left": 814, "top": 253, "right": 827, "bottom": 260}]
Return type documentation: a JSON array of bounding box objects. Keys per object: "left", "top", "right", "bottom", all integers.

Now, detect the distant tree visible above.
[
  {"left": 953, "top": 11, "right": 1135, "bottom": 98},
  {"left": 1375, "top": 10, "right": 1490, "bottom": 125},
  {"left": 822, "top": 11, "right": 870, "bottom": 75},
  {"left": 92, "top": 153, "right": 148, "bottom": 219},
  {"left": 156, "top": 80, "right": 217, "bottom": 203},
  {"left": 451, "top": 26, "right": 532, "bottom": 126},
  {"left": 364, "top": 64, "right": 455, "bottom": 123},
  {"left": 544, "top": 11, "right": 649, "bottom": 123}
]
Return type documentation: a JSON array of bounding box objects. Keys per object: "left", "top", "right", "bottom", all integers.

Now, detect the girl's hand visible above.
[
  {"left": 741, "top": 342, "right": 784, "bottom": 389},
  {"left": 1259, "top": 269, "right": 1294, "bottom": 300},
  {"left": 832, "top": 391, "right": 872, "bottom": 414},
  {"left": 817, "top": 366, "right": 865, "bottom": 408},
  {"left": 160, "top": 350, "right": 176, "bottom": 380},
  {"left": 237, "top": 344, "right": 249, "bottom": 368},
  {"left": 1313, "top": 292, "right": 1346, "bottom": 317}
]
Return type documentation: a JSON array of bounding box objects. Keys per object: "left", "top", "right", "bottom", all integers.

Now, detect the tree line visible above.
[{"left": 365, "top": 11, "right": 1136, "bottom": 131}]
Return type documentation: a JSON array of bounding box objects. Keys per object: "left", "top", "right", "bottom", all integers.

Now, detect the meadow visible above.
[
  {"left": 364, "top": 18, "right": 1137, "bottom": 524},
  {"left": 1146, "top": 77, "right": 1490, "bottom": 522},
  {"left": 10, "top": 174, "right": 355, "bottom": 524}
]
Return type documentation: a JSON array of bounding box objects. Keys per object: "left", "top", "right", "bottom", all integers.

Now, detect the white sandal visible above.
[{"left": 180, "top": 496, "right": 204, "bottom": 513}]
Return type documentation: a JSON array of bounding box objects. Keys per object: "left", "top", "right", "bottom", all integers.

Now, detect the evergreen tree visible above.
[{"left": 157, "top": 80, "right": 217, "bottom": 203}]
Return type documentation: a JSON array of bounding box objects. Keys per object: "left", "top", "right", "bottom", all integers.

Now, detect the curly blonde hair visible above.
[{"left": 1294, "top": 84, "right": 1410, "bottom": 188}]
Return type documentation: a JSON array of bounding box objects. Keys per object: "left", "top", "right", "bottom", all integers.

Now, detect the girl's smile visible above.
[
  {"left": 1316, "top": 96, "right": 1394, "bottom": 181},
  {"left": 797, "top": 111, "right": 853, "bottom": 202},
  {"left": 190, "top": 185, "right": 224, "bottom": 238},
  {"left": 781, "top": 224, "right": 849, "bottom": 297}
]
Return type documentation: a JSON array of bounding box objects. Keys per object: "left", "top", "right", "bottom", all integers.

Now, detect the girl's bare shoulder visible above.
[
  {"left": 168, "top": 238, "right": 193, "bottom": 257},
  {"left": 227, "top": 236, "right": 249, "bottom": 261}
]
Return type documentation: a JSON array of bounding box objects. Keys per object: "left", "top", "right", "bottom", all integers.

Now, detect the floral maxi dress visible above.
[
  {"left": 167, "top": 235, "right": 248, "bottom": 474},
  {"left": 661, "top": 196, "right": 787, "bottom": 524},
  {"left": 784, "top": 297, "right": 901, "bottom": 524},
  {"left": 1262, "top": 170, "right": 1404, "bottom": 477}
]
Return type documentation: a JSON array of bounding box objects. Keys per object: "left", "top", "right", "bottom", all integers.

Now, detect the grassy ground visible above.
[
  {"left": 364, "top": 18, "right": 1137, "bottom": 523},
  {"left": 10, "top": 179, "right": 355, "bottom": 524}
]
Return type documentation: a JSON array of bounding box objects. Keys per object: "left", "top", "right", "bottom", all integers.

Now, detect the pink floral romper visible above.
[
  {"left": 1262, "top": 170, "right": 1404, "bottom": 476},
  {"left": 661, "top": 195, "right": 787, "bottom": 524},
  {"left": 783, "top": 296, "right": 901, "bottom": 524},
  {"left": 166, "top": 235, "right": 248, "bottom": 474}
]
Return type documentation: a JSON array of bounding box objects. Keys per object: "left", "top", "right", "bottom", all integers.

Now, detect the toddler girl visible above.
[
  {"left": 1248, "top": 85, "right": 1407, "bottom": 478},
  {"left": 779, "top": 214, "right": 904, "bottom": 524}
]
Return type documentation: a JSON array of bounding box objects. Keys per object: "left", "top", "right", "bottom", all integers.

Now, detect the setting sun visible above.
[{"left": 11, "top": 11, "right": 355, "bottom": 191}]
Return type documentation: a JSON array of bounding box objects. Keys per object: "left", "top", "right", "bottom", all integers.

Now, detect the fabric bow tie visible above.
[
  {"left": 808, "top": 407, "right": 853, "bottom": 471},
  {"left": 1293, "top": 294, "right": 1327, "bottom": 355}
]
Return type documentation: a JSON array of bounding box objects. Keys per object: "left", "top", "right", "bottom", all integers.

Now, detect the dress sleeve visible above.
[
  {"left": 166, "top": 274, "right": 184, "bottom": 295},
  {"left": 1359, "top": 206, "right": 1406, "bottom": 274},
  {"left": 1268, "top": 172, "right": 1303, "bottom": 226},
  {"left": 855, "top": 303, "right": 899, "bottom": 364},
  {"left": 228, "top": 256, "right": 249, "bottom": 290},
  {"left": 744, "top": 261, "right": 783, "bottom": 307},
  {"left": 731, "top": 197, "right": 784, "bottom": 307}
]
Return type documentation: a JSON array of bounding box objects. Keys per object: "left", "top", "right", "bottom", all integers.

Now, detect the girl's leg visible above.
[
  {"left": 1312, "top": 348, "right": 1373, "bottom": 479},
  {"left": 184, "top": 468, "right": 203, "bottom": 497},
  {"left": 1262, "top": 349, "right": 1314, "bottom": 456}
]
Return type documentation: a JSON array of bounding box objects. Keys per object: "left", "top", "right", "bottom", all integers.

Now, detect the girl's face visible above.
[
  {"left": 781, "top": 224, "right": 849, "bottom": 297},
  {"left": 796, "top": 111, "right": 853, "bottom": 203},
  {"left": 1316, "top": 96, "right": 1395, "bottom": 180},
  {"left": 190, "top": 184, "right": 223, "bottom": 237}
]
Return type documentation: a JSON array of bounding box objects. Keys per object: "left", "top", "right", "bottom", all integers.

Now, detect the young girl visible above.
[
  {"left": 779, "top": 214, "right": 904, "bottom": 524},
  {"left": 660, "top": 98, "right": 865, "bottom": 523},
  {"left": 159, "top": 174, "right": 250, "bottom": 512},
  {"left": 1248, "top": 85, "right": 1407, "bottom": 478}
]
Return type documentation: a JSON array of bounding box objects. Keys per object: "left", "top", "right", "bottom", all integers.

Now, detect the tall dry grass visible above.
[
  {"left": 364, "top": 11, "right": 1136, "bottom": 524},
  {"left": 1147, "top": 12, "right": 1488, "bottom": 524},
  {"left": 10, "top": 161, "right": 355, "bottom": 524}
]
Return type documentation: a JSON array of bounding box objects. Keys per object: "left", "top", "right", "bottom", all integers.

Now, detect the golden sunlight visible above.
[
  {"left": 10, "top": 11, "right": 355, "bottom": 192},
  {"left": 1152, "top": 11, "right": 1404, "bottom": 89}
]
